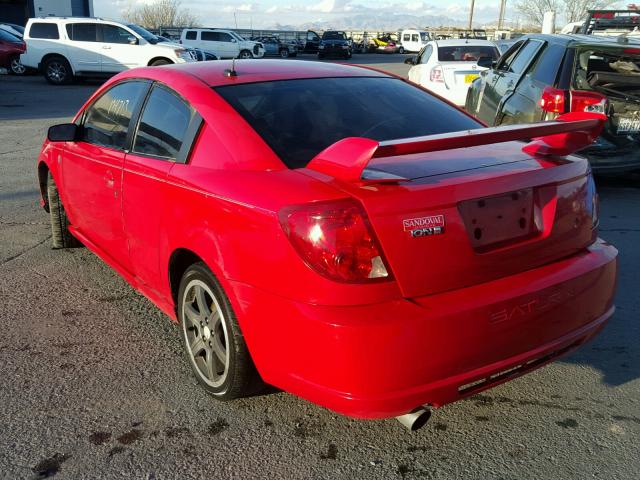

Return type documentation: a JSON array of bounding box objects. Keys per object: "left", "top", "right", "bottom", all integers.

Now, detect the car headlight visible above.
[
  {"left": 319, "top": 45, "right": 325, "bottom": 49},
  {"left": 342, "top": 45, "right": 349, "bottom": 49}
]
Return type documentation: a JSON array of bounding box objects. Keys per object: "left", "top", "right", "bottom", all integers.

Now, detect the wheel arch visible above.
[
  {"left": 37, "top": 161, "right": 50, "bottom": 212},
  {"left": 168, "top": 248, "right": 204, "bottom": 308},
  {"left": 41, "top": 53, "right": 75, "bottom": 74},
  {"left": 147, "top": 56, "right": 174, "bottom": 66}
]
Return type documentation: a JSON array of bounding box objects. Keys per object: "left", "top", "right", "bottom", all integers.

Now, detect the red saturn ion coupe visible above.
[{"left": 38, "top": 60, "right": 617, "bottom": 431}]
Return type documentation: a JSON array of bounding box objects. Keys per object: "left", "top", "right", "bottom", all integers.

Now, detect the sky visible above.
[{"left": 93, "top": 0, "right": 520, "bottom": 30}]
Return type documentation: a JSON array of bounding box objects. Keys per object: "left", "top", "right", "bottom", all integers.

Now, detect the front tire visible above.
[
  {"left": 178, "top": 262, "right": 261, "bottom": 400},
  {"left": 239, "top": 50, "right": 252, "bottom": 59},
  {"left": 47, "top": 172, "right": 80, "bottom": 248},
  {"left": 44, "top": 56, "right": 73, "bottom": 85},
  {"left": 398, "top": 46, "right": 405, "bottom": 54},
  {"left": 150, "top": 58, "right": 171, "bottom": 66},
  {"left": 279, "top": 48, "right": 289, "bottom": 58}
]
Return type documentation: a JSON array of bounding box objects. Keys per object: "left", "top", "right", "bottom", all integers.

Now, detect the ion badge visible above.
[{"left": 403, "top": 215, "right": 445, "bottom": 238}]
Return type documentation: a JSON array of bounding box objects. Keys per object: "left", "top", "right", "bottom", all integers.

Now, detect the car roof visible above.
[
  {"left": 524, "top": 32, "right": 640, "bottom": 47},
  {"left": 433, "top": 39, "right": 497, "bottom": 47},
  {"left": 147, "top": 59, "right": 390, "bottom": 87}
]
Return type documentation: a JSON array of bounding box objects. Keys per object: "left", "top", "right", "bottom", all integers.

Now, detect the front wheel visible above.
[
  {"left": 239, "top": 50, "right": 252, "bottom": 59},
  {"left": 279, "top": 49, "right": 290, "bottom": 58},
  {"left": 178, "top": 263, "right": 261, "bottom": 400},
  {"left": 150, "top": 58, "right": 171, "bottom": 66},
  {"left": 398, "top": 46, "right": 405, "bottom": 54},
  {"left": 10, "top": 57, "right": 26, "bottom": 75}
]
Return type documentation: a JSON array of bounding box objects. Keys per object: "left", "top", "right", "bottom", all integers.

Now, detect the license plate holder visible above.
[{"left": 458, "top": 189, "right": 541, "bottom": 252}]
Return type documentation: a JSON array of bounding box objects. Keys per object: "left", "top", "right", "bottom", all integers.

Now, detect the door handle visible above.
[
  {"left": 104, "top": 170, "right": 114, "bottom": 189},
  {"left": 102, "top": 45, "right": 112, "bottom": 49}
]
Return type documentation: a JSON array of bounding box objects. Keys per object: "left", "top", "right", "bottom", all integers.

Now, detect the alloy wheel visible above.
[
  {"left": 10, "top": 58, "right": 26, "bottom": 75},
  {"left": 47, "top": 62, "right": 66, "bottom": 83},
  {"left": 182, "top": 279, "right": 230, "bottom": 388}
]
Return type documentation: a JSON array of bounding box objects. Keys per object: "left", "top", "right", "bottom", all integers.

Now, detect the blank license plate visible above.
[{"left": 464, "top": 74, "right": 479, "bottom": 83}]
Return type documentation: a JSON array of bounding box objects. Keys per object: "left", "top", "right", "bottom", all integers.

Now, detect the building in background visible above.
[{"left": 0, "top": 0, "right": 93, "bottom": 26}]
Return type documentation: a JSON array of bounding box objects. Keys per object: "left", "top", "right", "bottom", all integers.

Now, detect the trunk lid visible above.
[
  {"left": 334, "top": 142, "right": 596, "bottom": 298},
  {"left": 440, "top": 61, "right": 485, "bottom": 89}
]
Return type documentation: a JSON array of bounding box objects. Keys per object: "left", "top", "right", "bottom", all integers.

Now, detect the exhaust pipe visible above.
[{"left": 396, "top": 406, "right": 431, "bottom": 431}]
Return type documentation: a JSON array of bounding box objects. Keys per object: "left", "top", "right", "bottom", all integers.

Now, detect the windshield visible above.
[
  {"left": 215, "top": 77, "right": 480, "bottom": 169},
  {"left": 437, "top": 45, "right": 499, "bottom": 62},
  {"left": 229, "top": 31, "right": 245, "bottom": 41},
  {"left": 322, "top": 31, "right": 346, "bottom": 40},
  {"left": 126, "top": 23, "right": 158, "bottom": 44}
]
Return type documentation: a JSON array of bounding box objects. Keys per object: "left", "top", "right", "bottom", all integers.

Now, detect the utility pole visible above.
[
  {"left": 498, "top": 0, "right": 506, "bottom": 30},
  {"left": 468, "top": 0, "right": 475, "bottom": 30}
]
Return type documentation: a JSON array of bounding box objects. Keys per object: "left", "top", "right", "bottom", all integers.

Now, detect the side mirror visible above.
[
  {"left": 231, "top": 38, "right": 237, "bottom": 43},
  {"left": 127, "top": 35, "right": 137, "bottom": 45},
  {"left": 477, "top": 56, "right": 494, "bottom": 69},
  {"left": 48, "top": 123, "right": 78, "bottom": 142},
  {"left": 404, "top": 56, "right": 417, "bottom": 65}
]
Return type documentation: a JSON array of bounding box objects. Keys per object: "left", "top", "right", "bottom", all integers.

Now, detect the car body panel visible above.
[{"left": 38, "top": 60, "right": 618, "bottom": 419}]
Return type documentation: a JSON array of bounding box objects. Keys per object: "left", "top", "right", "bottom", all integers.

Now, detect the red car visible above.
[
  {"left": 0, "top": 28, "right": 25, "bottom": 74},
  {"left": 38, "top": 60, "right": 617, "bottom": 430}
]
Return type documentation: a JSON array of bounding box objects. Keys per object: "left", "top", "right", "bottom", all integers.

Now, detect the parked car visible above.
[
  {"left": 180, "top": 28, "right": 264, "bottom": 59},
  {"left": 465, "top": 34, "right": 640, "bottom": 173},
  {"left": 318, "top": 31, "right": 352, "bottom": 59},
  {"left": 38, "top": 60, "right": 617, "bottom": 429},
  {"left": 0, "top": 22, "right": 24, "bottom": 39},
  {"left": 406, "top": 39, "right": 500, "bottom": 106},
  {"left": 371, "top": 33, "right": 403, "bottom": 53},
  {"left": 20, "top": 17, "right": 195, "bottom": 85},
  {"left": 253, "top": 36, "right": 297, "bottom": 58},
  {"left": 299, "top": 30, "right": 321, "bottom": 53},
  {"left": 400, "top": 29, "right": 431, "bottom": 53},
  {"left": 0, "top": 28, "right": 26, "bottom": 75}
]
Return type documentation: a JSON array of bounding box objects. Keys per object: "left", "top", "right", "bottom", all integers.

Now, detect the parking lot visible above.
[{"left": 0, "top": 55, "right": 639, "bottom": 479}]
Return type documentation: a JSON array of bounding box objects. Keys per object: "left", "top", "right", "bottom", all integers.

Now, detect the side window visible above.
[
  {"left": 102, "top": 25, "right": 133, "bottom": 44},
  {"left": 530, "top": 43, "right": 565, "bottom": 85},
  {"left": 185, "top": 30, "right": 197, "bottom": 40},
  {"left": 133, "top": 86, "right": 196, "bottom": 161},
  {"left": 82, "top": 81, "right": 148, "bottom": 150},
  {"left": 29, "top": 23, "right": 59, "bottom": 39},
  {"left": 497, "top": 40, "right": 524, "bottom": 71},
  {"left": 507, "top": 41, "right": 543, "bottom": 75},
  {"left": 201, "top": 31, "right": 218, "bottom": 41},
  {"left": 307, "top": 32, "right": 318, "bottom": 41},
  {"left": 418, "top": 45, "right": 432, "bottom": 64},
  {"left": 403, "top": 34, "right": 410, "bottom": 41},
  {"left": 218, "top": 32, "right": 232, "bottom": 42},
  {"left": 412, "top": 34, "right": 419, "bottom": 42},
  {"left": 66, "top": 23, "right": 97, "bottom": 42}
]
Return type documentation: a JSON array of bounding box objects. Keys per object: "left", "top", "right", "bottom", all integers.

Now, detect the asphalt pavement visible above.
[{"left": 0, "top": 56, "right": 638, "bottom": 479}]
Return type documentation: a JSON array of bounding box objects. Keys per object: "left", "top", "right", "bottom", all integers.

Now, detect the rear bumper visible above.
[
  {"left": 230, "top": 239, "right": 617, "bottom": 419},
  {"left": 582, "top": 142, "right": 640, "bottom": 174}
]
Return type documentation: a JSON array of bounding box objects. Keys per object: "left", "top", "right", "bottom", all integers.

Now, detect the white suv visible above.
[
  {"left": 180, "top": 29, "right": 264, "bottom": 59},
  {"left": 21, "top": 17, "right": 195, "bottom": 85}
]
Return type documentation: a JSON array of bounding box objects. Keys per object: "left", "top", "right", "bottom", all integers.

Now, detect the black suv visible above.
[
  {"left": 318, "top": 31, "right": 352, "bottom": 59},
  {"left": 466, "top": 34, "right": 640, "bottom": 173}
]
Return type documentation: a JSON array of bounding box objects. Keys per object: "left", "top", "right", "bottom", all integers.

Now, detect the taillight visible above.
[
  {"left": 279, "top": 199, "right": 391, "bottom": 283},
  {"left": 571, "top": 90, "right": 608, "bottom": 114},
  {"left": 586, "top": 172, "right": 599, "bottom": 228},
  {"left": 540, "top": 86, "right": 566, "bottom": 113},
  {"left": 430, "top": 65, "right": 444, "bottom": 83}
]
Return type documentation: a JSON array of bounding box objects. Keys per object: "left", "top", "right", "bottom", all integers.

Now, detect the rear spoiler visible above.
[{"left": 306, "top": 112, "right": 606, "bottom": 183}]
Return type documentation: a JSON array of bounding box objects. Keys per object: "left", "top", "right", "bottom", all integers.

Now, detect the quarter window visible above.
[
  {"left": 185, "top": 30, "right": 197, "bottom": 40},
  {"left": 29, "top": 23, "right": 59, "bottom": 39},
  {"left": 82, "top": 81, "right": 148, "bottom": 150},
  {"left": 66, "top": 23, "right": 97, "bottom": 42},
  {"left": 418, "top": 45, "right": 432, "bottom": 64},
  {"left": 133, "top": 86, "right": 194, "bottom": 160}
]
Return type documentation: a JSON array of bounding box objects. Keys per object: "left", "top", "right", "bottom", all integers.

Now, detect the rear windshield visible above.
[
  {"left": 438, "top": 45, "right": 499, "bottom": 62},
  {"left": 215, "top": 77, "right": 481, "bottom": 169}
]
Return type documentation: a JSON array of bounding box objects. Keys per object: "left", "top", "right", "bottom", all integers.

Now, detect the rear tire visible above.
[
  {"left": 9, "top": 56, "right": 26, "bottom": 75},
  {"left": 279, "top": 48, "right": 289, "bottom": 58},
  {"left": 178, "top": 262, "right": 261, "bottom": 400},
  {"left": 47, "top": 172, "right": 80, "bottom": 249},
  {"left": 398, "top": 46, "right": 405, "bottom": 54},
  {"left": 44, "top": 56, "right": 73, "bottom": 85}
]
